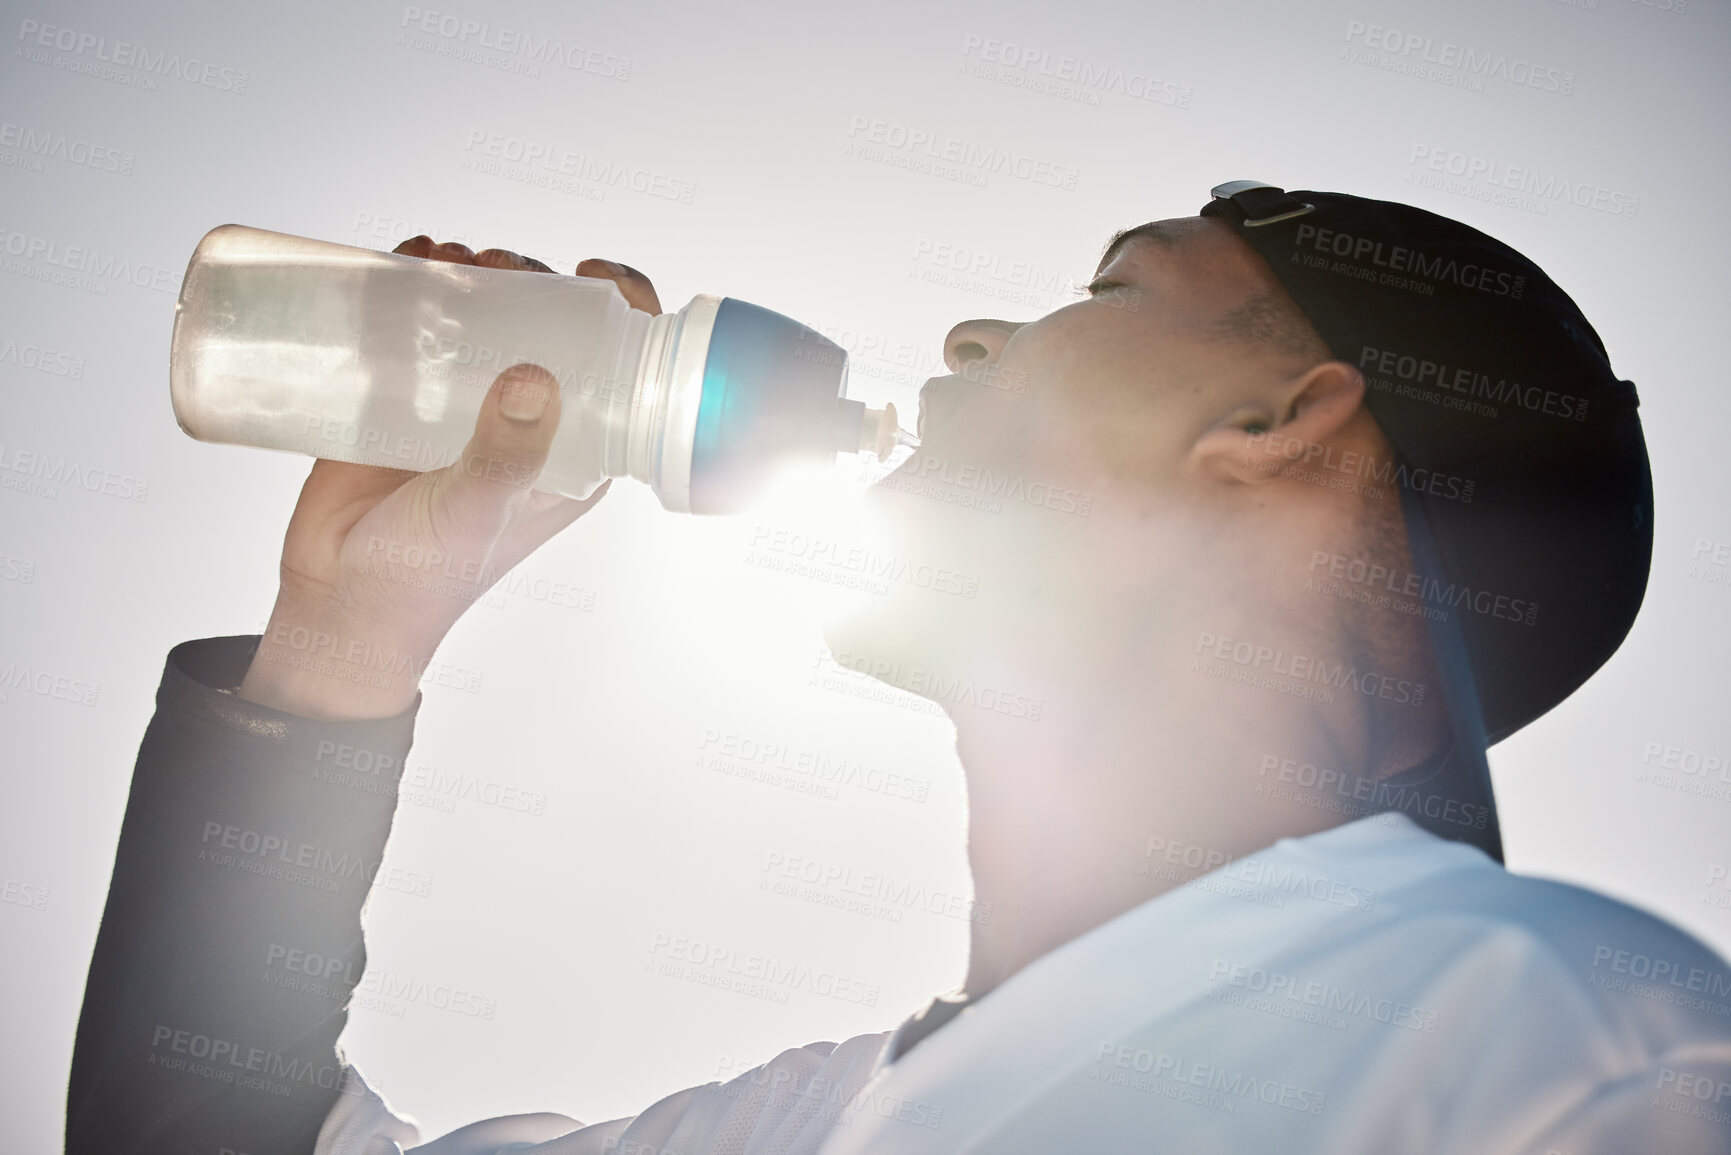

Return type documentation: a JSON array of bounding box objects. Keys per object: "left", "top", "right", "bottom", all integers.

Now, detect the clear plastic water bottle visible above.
[{"left": 169, "top": 225, "right": 910, "bottom": 513}]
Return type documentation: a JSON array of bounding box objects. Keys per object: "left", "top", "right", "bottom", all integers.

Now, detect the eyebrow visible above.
[{"left": 1096, "top": 220, "right": 1184, "bottom": 273}]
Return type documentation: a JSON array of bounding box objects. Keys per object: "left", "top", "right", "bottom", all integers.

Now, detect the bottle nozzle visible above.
[
  {"left": 860, "top": 402, "right": 917, "bottom": 459},
  {"left": 832, "top": 398, "right": 918, "bottom": 462}
]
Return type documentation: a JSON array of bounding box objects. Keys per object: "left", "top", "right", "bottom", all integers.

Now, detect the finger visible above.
[
  {"left": 474, "top": 248, "right": 555, "bottom": 274},
  {"left": 575, "top": 258, "right": 662, "bottom": 314},
  {"left": 393, "top": 235, "right": 434, "bottom": 258},
  {"left": 475, "top": 248, "right": 534, "bottom": 271},
  {"left": 428, "top": 241, "right": 477, "bottom": 264},
  {"left": 434, "top": 363, "right": 563, "bottom": 538}
]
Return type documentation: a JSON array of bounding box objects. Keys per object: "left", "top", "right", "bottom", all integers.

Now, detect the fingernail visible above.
[{"left": 499, "top": 368, "right": 553, "bottom": 422}]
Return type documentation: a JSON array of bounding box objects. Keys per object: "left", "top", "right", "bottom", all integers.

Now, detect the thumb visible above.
[{"left": 439, "top": 363, "right": 562, "bottom": 530}]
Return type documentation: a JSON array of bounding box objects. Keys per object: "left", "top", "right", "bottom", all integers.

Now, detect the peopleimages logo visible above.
[
  {"left": 698, "top": 727, "right": 933, "bottom": 802},
  {"left": 0, "top": 225, "right": 177, "bottom": 296},
  {"left": 907, "top": 238, "right": 1089, "bottom": 312},
  {"left": 1292, "top": 223, "right": 1525, "bottom": 299},
  {"left": 0, "top": 226, "right": 181, "bottom": 296},
  {"left": 1589, "top": 945, "right": 1731, "bottom": 1004},
  {"left": 760, "top": 850, "right": 991, "bottom": 925},
  {"left": 910, "top": 238, "right": 1081, "bottom": 299},
  {"left": 149, "top": 1025, "right": 341, "bottom": 1092},
  {"left": 710, "top": 1057, "right": 946, "bottom": 1132},
  {"left": 1342, "top": 20, "right": 1575, "bottom": 96},
  {"left": 1258, "top": 753, "right": 1493, "bottom": 830},
  {"left": 1208, "top": 957, "right": 1441, "bottom": 1033},
  {"left": 1245, "top": 430, "right": 1475, "bottom": 503},
  {"left": 747, "top": 523, "right": 981, "bottom": 599},
  {"left": 888, "top": 453, "right": 1093, "bottom": 517},
  {"left": 16, "top": 18, "right": 249, "bottom": 93},
  {"left": 1358, "top": 345, "right": 1587, "bottom": 424},
  {"left": 0, "top": 121, "right": 134, "bottom": 175},
  {"left": 199, "top": 820, "right": 435, "bottom": 897},
  {"left": 0, "top": 334, "right": 84, "bottom": 379},
  {"left": 827, "top": 649, "right": 1045, "bottom": 720},
  {"left": 461, "top": 129, "right": 695, "bottom": 204},
  {"left": 1307, "top": 551, "right": 1539, "bottom": 628},
  {"left": 957, "top": 34, "right": 1192, "bottom": 109},
  {"left": 1093, "top": 1042, "right": 1328, "bottom": 1115},
  {"left": 1194, "top": 631, "right": 1426, "bottom": 709},
  {"left": 0, "top": 442, "right": 149, "bottom": 502},
  {"left": 399, "top": 7, "right": 631, "bottom": 79},
  {"left": 1689, "top": 537, "right": 1731, "bottom": 590},
  {"left": 2, "top": 876, "right": 50, "bottom": 912},
  {"left": 1215, "top": 857, "right": 1376, "bottom": 911},
  {"left": 0, "top": 661, "right": 100, "bottom": 707},
  {"left": 646, "top": 931, "right": 880, "bottom": 1007},
  {"left": 1408, "top": 145, "right": 1639, "bottom": 220},
  {"left": 845, "top": 115, "right": 1080, "bottom": 190}
]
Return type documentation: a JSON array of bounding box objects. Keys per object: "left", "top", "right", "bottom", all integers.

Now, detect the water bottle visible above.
[{"left": 169, "top": 224, "right": 912, "bottom": 514}]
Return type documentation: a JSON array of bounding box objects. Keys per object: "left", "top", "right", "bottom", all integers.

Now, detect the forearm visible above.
[{"left": 67, "top": 635, "right": 419, "bottom": 1155}]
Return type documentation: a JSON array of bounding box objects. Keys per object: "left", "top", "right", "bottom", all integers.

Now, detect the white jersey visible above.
[{"left": 318, "top": 812, "right": 1731, "bottom": 1154}]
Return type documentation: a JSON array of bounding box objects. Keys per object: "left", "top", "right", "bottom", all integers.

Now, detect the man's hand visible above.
[{"left": 236, "top": 239, "right": 662, "bottom": 721}]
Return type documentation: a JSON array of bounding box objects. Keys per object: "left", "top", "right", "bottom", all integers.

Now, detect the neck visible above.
[{"left": 950, "top": 614, "right": 1388, "bottom": 1000}]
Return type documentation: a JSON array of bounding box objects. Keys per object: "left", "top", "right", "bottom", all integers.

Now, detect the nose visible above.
[{"left": 942, "top": 318, "right": 1021, "bottom": 374}]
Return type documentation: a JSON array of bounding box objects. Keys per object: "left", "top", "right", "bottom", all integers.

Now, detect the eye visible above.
[{"left": 1085, "top": 278, "right": 1123, "bottom": 297}]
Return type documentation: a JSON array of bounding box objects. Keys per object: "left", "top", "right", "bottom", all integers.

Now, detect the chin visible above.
[
  {"left": 820, "top": 468, "right": 1023, "bottom": 698},
  {"left": 820, "top": 580, "right": 961, "bottom": 690}
]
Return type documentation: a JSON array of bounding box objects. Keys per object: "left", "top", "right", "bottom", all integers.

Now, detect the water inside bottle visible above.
[{"left": 174, "top": 231, "right": 635, "bottom": 496}]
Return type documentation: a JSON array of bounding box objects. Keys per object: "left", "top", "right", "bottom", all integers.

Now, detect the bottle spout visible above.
[
  {"left": 831, "top": 398, "right": 917, "bottom": 465},
  {"left": 860, "top": 402, "right": 917, "bottom": 459}
]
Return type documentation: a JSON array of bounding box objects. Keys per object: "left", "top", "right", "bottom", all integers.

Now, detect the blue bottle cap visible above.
[{"left": 688, "top": 297, "right": 851, "bottom": 514}]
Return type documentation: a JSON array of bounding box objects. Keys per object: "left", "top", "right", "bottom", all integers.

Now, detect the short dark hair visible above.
[
  {"left": 1097, "top": 219, "right": 1189, "bottom": 268},
  {"left": 1211, "top": 292, "right": 1331, "bottom": 360}
]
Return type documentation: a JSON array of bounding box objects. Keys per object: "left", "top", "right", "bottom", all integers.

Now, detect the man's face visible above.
[{"left": 824, "top": 216, "right": 1305, "bottom": 685}]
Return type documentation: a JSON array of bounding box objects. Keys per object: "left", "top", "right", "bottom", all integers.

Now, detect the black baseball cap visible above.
[{"left": 1201, "top": 181, "right": 1655, "bottom": 863}]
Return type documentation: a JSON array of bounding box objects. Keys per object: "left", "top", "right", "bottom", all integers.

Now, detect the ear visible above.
[{"left": 1192, "top": 361, "right": 1366, "bottom": 485}]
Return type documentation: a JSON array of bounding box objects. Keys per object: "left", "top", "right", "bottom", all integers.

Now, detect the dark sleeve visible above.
[{"left": 67, "top": 635, "right": 421, "bottom": 1155}]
